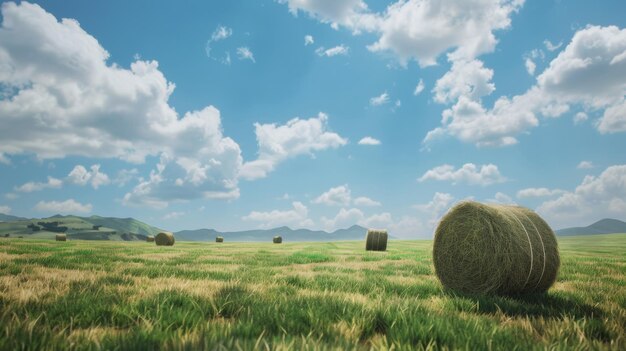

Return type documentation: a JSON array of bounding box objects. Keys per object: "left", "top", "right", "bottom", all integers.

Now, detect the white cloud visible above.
[
  {"left": 279, "top": 0, "right": 372, "bottom": 30},
  {"left": 0, "top": 205, "right": 10, "bottom": 214},
  {"left": 312, "top": 185, "right": 351, "bottom": 206},
  {"left": 574, "top": 111, "right": 588, "bottom": 125},
  {"left": 418, "top": 163, "right": 505, "bottom": 186},
  {"left": 367, "top": 0, "right": 524, "bottom": 66},
  {"left": 353, "top": 196, "right": 381, "bottom": 207},
  {"left": 0, "top": 153, "right": 10, "bottom": 165},
  {"left": 577, "top": 161, "right": 594, "bottom": 169},
  {"left": 163, "top": 211, "right": 184, "bottom": 220},
  {"left": 316, "top": 45, "right": 349, "bottom": 57},
  {"left": 413, "top": 79, "right": 425, "bottom": 96},
  {"left": 113, "top": 168, "right": 139, "bottom": 187},
  {"left": 321, "top": 208, "right": 364, "bottom": 231},
  {"left": 205, "top": 25, "right": 233, "bottom": 64},
  {"left": 433, "top": 59, "right": 495, "bottom": 104},
  {"left": 236, "top": 47, "right": 255, "bottom": 63},
  {"left": 4, "top": 193, "right": 18, "bottom": 200},
  {"left": 525, "top": 57, "right": 536, "bottom": 75},
  {"left": 211, "top": 25, "right": 232, "bottom": 41},
  {"left": 543, "top": 39, "right": 562, "bottom": 52},
  {"left": 240, "top": 112, "right": 347, "bottom": 180},
  {"left": 0, "top": 3, "right": 244, "bottom": 207},
  {"left": 413, "top": 192, "right": 455, "bottom": 230},
  {"left": 516, "top": 187, "right": 565, "bottom": 198},
  {"left": 34, "top": 199, "right": 92, "bottom": 214},
  {"left": 67, "top": 164, "right": 110, "bottom": 189},
  {"left": 487, "top": 192, "right": 515, "bottom": 204},
  {"left": 242, "top": 201, "right": 313, "bottom": 229},
  {"left": 304, "top": 34, "right": 314, "bottom": 46},
  {"left": 369, "top": 92, "right": 389, "bottom": 106},
  {"left": 425, "top": 25, "right": 626, "bottom": 147},
  {"left": 358, "top": 136, "right": 381, "bottom": 145},
  {"left": 537, "top": 165, "right": 626, "bottom": 228},
  {"left": 15, "top": 176, "right": 63, "bottom": 193}
]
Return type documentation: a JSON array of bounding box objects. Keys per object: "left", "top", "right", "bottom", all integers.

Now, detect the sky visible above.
[{"left": 0, "top": 0, "right": 625, "bottom": 238}]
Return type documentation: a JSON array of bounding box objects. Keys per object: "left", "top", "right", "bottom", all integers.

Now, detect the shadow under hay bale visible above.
[
  {"left": 146, "top": 235, "right": 155, "bottom": 242},
  {"left": 55, "top": 234, "right": 67, "bottom": 241},
  {"left": 433, "top": 201, "right": 560, "bottom": 296},
  {"left": 155, "top": 232, "right": 175, "bottom": 246},
  {"left": 216, "top": 236, "right": 224, "bottom": 243},
  {"left": 273, "top": 236, "right": 282, "bottom": 244},
  {"left": 365, "top": 229, "right": 387, "bottom": 251}
]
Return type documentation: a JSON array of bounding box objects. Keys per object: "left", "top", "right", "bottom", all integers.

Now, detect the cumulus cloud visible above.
[
  {"left": 543, "top": 39, "right": 562, "bottom": 52},
  {"left": 358, "top": 136, "right": 381, "bottom": 145},
  {"left": 242, "top": 201, "right": 313, "bottom": 229},
  {"left": 413, "top": 79, "right": 425, "bottom": 96},
  {"left": 312, "top": 185, "right": 351, "bottom": 206},
  {"left": 487, "top": 192, "right": 515, "bottom": 204},
  {"left": 433, "top": 59, "right": 495, "bottom": 104},
  {"left": 413, "top": 192, "right": 455, "bottom": 232},
  {"left": 577, "top": 161, "right": 594, "bottom": 169},
  {"left": 537, "top": 165, "right": 626, "bottom": 228},
  {"left": 525, "top": 57, "right": 536, "bottom": 75},
  {"left": 240, "top": 113, "right": 347, "bottom": 180},
  {"left": 574, "top": 112, "right": 588, "bottom": 125},
  {"left": 279, "top": 0, "right": 375, "bottom": 30},
  {"left": 34, "top": 199, "right": 92, "bottom": 214},
  {"left": 0, "top": 3, "right": 246, "bottom": 207},
  {"left": 424, "top": 25, "right": 626, "bottom": 147},
  {"left": 516, "top": 187, "right": 565, "bottom": 198},
  {"left": 320, "top": 207, "right": 391, "bottom": 232},
  {"left": 369, "top": 92, "right": 389, "bottom": 106},
  {"left": 113, "top": 168, "right": 139, "bottom": 187},
  {"left": 0, "top": 205, "right": 11, "bottom": 214},
  {"left": 418, "top": 163, "right": 505, "bottom": 186},
  {"left": 15, "top": 176, "right": 62, "bottom": 193},
  {"left": 304, "top": 34, "right": 314, "bottom": 46},
  {"left": 67, "top": 164, "right": 110, "bottom": 189},
  {"left": 315, "top": 45, "right": 349, "bottom": 57},
  {"left": 353, "top": 196, "right": 381, "bottom": 207},
  {"left": 236, "top": 47, "right": 255, "bottom": 63}
]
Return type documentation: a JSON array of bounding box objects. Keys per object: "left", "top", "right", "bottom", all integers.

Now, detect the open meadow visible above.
[{"left": 0, "top": 235, "right": 625, "bottom": 350}]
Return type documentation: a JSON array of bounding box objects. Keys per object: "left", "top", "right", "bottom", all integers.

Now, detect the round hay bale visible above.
[
  {"left": 365, "top": 229, "right": 388, "bottom": 251},
  {"left": 273, "top": 236, "right": 282, "bottom": 244},
  {"left": 433, "top": 201, "right": 560, "bottom": 295},
  {"left": 55, "top": 234, "right": 67, "bottom": 242},
  {"left": 155, "top": 232, "right": 175, "bottom": 246},
  {"left": 146, "top": 235, "right": 155, "bottom": 242},
  {"left": 216, "top": 236, "right": 224, "bottom": 243}
]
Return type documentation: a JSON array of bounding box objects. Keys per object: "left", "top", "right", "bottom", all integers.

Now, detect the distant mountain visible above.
[
  {"left": 0, "top": 213, "right": 28, "bottom": 222},
  {"left": 175, "top": 225, "right": 383, "bottom": 242},
  {"left": 556, "top": 218, "right": 626, "bottom": 236}
]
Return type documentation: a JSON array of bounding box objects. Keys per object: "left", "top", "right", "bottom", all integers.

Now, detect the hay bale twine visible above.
[
  {"left": 155, "top": 232, "right": 175, "bottom": 246},
  {"left": 216, "top": 236, "right": 224, "bottom": 243},
  {"left": 365, "top": 229, "right": 388, "bottom": 251},
  {"left": 273, "top": 236, "right": 282, "bottom": 244},
  {"left": 55, "top": 234, "right": 67, "bottom": 241},
  {"left": 433, "top": 201, "right": 560, "bottom": 295},
  {"left": 146, "top": 235, "right": 155, "bottom": 242}
]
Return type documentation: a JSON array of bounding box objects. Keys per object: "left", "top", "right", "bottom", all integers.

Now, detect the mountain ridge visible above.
[{"left": 556, "top": 218, "right": 626, "bottom": 236}]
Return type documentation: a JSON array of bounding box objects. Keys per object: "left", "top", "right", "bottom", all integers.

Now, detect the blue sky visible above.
[{"left": 0, "top": 0, "right": 625, "bottom": 238}]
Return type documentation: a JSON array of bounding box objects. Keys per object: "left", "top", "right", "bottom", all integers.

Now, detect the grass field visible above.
[{"left": 0, "top": 235, "right": 625, "bottom": 350}]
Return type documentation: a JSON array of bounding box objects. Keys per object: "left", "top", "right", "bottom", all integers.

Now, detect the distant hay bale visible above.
[
  {"left": 273, "top": 236, "right": 282, "bottom": 244},
  {"left": 365, "top": 229, "right": 388, "bottom": 251},
  {"left": 433, "top": 201, "right": 560, "bottom": 295},
  {"left": 155, "top": 232, "right": 175, "bottom": 246},
  {"left": 216, "top": 236, "right": 224, "bottom": 243},
  {"left": 146, "top": 235, "right": 155, "bottom": 242},
  {"left": 55, "top": 234, "right": 67, "bottom": 242}
]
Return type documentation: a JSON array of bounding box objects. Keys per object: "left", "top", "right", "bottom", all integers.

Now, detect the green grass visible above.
[{"left": 0, "top": 235, "right": 624, "bottom": 350}]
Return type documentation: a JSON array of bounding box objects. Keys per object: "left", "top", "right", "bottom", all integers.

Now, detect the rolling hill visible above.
[
  {"left": 0, "top": 214, "right": 163, "bottom": 241},
  {"left": 0, "top": 213, "right": 28, "bottom": 222},
  {"left": 556, "top": 218, "right": 626, "bottom": 236}
]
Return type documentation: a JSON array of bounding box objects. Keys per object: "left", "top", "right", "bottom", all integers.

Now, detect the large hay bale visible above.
[
  {"left": 365, "top": 229, "right": 388, "bottom": 251},
  {"left": 155, "top": 232, "right": 175, "bottom": 246},
  {"left": 273, "top": 236, "right": 282, "bottom": 244},
  {"left": 146, "top": 235, "right": 155, "bottom": 242},
  {"left": 433, "top": 201, "right": 560, "bottom": 295},
  {"left": 216, "top": 236, "right": 224, "bottom": 243},
  {"left": 55, "top": 234, "right": 67, "bottom": 241}
]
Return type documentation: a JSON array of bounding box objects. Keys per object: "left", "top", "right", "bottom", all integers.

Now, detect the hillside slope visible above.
[{"left": 556, "top": 218, "right": 626, "bottom": 236}]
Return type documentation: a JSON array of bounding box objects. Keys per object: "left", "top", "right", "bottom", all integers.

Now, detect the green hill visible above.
[
  {"left": 556, "top": 218, "right": 626, "bottom": 236},
  {"left": 0, "top": 214, "right": 164, "bottom": 241}
]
